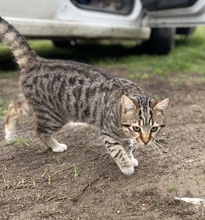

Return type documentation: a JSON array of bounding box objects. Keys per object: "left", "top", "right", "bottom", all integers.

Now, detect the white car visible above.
[{"left": 1, "top": 0, "right": 205, "bottom": 54}]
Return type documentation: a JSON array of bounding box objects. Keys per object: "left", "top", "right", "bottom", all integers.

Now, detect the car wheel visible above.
[
  {"left": 176, "top": 27, "right": 196, "bottom": 35},
  {"left": 52, "top": 39, "right": 76, "bottom": 48},
  {"left": 139, "top": 28, "right": 176, "bottom": 55}
]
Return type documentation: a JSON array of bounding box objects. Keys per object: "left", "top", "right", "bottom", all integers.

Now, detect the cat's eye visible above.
[
  {"left": 151, "top": 126, "right": 158, "bottom": 132},
  {"left": 133, "top": 126, "right": 141, "bottom": 132}
]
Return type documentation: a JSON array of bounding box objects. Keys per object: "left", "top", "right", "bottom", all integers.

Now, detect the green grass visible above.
[
  {"left": 0, "top": 70, "right": 19, "bottom": 78},
  {"left": 73, "top": 164, "right": 80, "bottom": 178},
  {"left": 0, "top": 98, "right": 10, "bottom": 119},
  {"left": 95, "top": 27, "right": 205, "bottom": 78},
  {"left": 1, "top": 27, "right": 205, "bottom": 79},
  {"left": 13, "top": 137, "right": 29, "bottom": 148},
  {"left": 167, "top": 184, "right": 178, "bottom": 193},
  {"left": 41, "top": 169, "right": 52, "bottom": 184}
]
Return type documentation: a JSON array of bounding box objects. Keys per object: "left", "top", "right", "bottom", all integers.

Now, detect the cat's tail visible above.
[{"left": 0, "top": 17, "right": 38, "bottom": 70}]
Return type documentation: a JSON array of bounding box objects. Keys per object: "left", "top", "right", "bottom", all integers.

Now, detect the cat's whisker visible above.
[
  {"left": 124, "top": 145, "right": 136, "bottom": 154},
  {"left": 155, "top": 142, "right": 169, "bottom": 153},
  {"left": 152, "top": 143, "right": 163, "bottom": 154}
]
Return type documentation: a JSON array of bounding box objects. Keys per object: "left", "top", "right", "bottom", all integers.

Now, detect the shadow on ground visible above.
[{"left": 0, "top": 37, "right": 190, "bottom": 71}]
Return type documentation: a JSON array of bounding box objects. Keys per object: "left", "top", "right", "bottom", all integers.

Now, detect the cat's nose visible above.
[
  {"left": 141, "top": 133, "right": 150, "bottom": 145},
  {"left": 142, "top": 139, "right": 149, "bottom": 145}
]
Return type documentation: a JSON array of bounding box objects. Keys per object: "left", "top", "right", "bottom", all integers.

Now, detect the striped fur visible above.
[
  {"left": 0, "top": 17, "right": 37, "bottom": 70},
  {"left": 1, "top": 17, "right": 169, "bottom": 175}
]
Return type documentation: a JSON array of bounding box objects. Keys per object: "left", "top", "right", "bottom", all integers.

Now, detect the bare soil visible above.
[{"left": 0, "top": 68, "right": 205, "bottom": 220}]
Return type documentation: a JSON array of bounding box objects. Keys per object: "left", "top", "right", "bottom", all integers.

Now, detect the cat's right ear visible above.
[
  {"left": 121, "top": 95, "right": 137, "bottom": 114},
  {"left": 154, "top": 98, "right": 169, "bottom": 111}
]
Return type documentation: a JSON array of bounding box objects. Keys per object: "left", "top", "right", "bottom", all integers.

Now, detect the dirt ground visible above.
[{"left": 0, "top": 65, "right": 205, "bottom": 220}]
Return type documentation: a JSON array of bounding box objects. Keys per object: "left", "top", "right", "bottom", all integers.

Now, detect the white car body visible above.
[
  {"left": 1, "top": 0, "right": 205, "bottom": 53},
  {"left": 0, "top": 0, "right": 149, "bottom": 39}
]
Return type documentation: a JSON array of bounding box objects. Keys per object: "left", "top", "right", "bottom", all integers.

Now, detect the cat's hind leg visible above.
[
  {"left": 5, "top": 94, "right": 31, "bottom": 144},
  {"left": 5, "top": 104, "right": 18, "bottom": 144},
  {"left": 36, "top": 119, "right": 67, "bottom": 152},
  {"left": 38, "top": 133, "right": 67, "bottom": 152}
]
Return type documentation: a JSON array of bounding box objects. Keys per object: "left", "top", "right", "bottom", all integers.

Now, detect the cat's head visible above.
[{"left": 121, "top": 95, "right": 169, "bottom": 146}]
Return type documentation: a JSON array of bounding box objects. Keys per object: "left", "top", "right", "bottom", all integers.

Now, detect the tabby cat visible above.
[{"left": 1, "top": 17, "right": 169, "bottom": 175}]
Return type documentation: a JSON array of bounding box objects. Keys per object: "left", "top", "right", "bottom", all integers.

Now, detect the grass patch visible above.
[
  {"left": 0, "top": 97, "right": 10, "bottom": 119},
  {"left": 167, "top": 184, "right": 178, "bottom": 194},
  {"left": 95, "top": 27, "right": 205, "bottom": 78},
  {"left": 73, "top": 164, "right": 80, "bottom": 178},
  {"left": 152, "top": 197, "right": 161, "bottom": 207},
  {"left": 1, "top": 27, "right": 205, "bottom": 80},
  {"left": 55, "top": 155, "right": 64, "bottom": 164},
  {"left": 41, "top": 169, "right": 53, "bottom": 185},
  {"left": 0, "top": 70, "right": 19, "bottom": 78},
  {"left": 13, "top": 137, "right": 29, "bottom": 148}
]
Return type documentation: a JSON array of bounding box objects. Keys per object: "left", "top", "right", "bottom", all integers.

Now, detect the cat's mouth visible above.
[
  {"left": 135, "top": 136, "right": 154, "bottom": 147},
  {"left": 135, "top": 138, "right": 164, "bottom": 154}
]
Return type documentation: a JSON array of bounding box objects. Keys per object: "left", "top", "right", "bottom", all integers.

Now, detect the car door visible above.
[
  {"left": 141, "top": 0, "right": 205, "bottom": 27},
  {"left": 138, "top": 0, "right": 205, "bottom": 55},
  {"left": 0, "top": 0, "right": 57, "bottom": 19}
]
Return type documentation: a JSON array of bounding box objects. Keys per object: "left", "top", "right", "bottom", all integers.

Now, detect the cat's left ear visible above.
[{"left": 154, "top": 98, "right": 169, "bottom": 111}]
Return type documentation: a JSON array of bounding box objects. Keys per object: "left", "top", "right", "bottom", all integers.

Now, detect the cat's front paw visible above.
[
  {"left": 120, "top": 165, "right": 135, "bottom": 176},
  {"left": 131, "top": 158, "right": 139, "bottom": 167},
  {"left": 52, "top": 143, "right": 67, "bottom": 153}
]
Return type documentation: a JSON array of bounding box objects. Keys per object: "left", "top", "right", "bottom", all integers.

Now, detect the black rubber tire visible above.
[
  {"left": 139, "top": 28, "right": 176, "bottom": 55},
  {"left": 176, "top": 27, "right": 196, "bottom": 35},
  {"left": 52, "top": 40, "right": 76, "bottom": 48}
]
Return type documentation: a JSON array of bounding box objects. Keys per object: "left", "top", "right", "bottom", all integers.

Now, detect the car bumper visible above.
[{"left": 5, "top": 17, "right": 151, "bottom": 40}]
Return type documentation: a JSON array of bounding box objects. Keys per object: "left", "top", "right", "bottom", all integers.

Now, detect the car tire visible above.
[
  {"left": 176, "top": 27, "right": 196, "bottom": 35},
  {"left": 52, "top": 39, "right": 76, "bottom": 48},
  {"left": 139, "top": 28, "right": 176, "bottom": 55}
]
